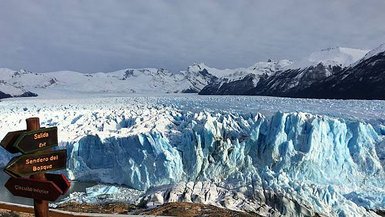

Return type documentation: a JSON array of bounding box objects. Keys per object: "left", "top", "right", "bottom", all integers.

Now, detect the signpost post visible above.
[{"left": 0, "top": 117, "right": 70, "bottom": 217}]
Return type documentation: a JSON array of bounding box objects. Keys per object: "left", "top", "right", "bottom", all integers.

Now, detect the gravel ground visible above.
[{"left": 0, "top": 202, "right": 260, "bottom": 217}]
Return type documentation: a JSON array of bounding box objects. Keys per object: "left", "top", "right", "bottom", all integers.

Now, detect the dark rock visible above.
[
  {"left": 248, "top": 63, "right": 342, "bottom": 97},
  {"left": 199, "top": 74, "right": 257, "bottom": 95},
  {"left": 0, "top": 91, "right": 12, "bottom": 99},
  {"left": 181, "top": 88, "right": 199, "bottom": 93},
  {"left": 18, "top": 91, "right": 38, "bottom": 98}
]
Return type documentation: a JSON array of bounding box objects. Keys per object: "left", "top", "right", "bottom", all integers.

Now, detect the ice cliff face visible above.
[
  {"left": 1, "top": 96, "right": 385, "bottom": 216},
  {"left": 64, "top": 110, "right": 384, "bottom": 216}
]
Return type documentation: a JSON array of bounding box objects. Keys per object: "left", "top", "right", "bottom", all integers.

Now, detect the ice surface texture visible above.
[
  {"left": 1, "top": 96, "right": 385, "bottom": 216},
  {"left": 64, "top": 111, "right": 385, "bottom": 215}
]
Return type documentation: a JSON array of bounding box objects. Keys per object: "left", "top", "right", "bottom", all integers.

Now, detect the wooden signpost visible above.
[
  {"left": 4, "top": 149, "right": 67, "bottom": 177},
  {"left": 5, "top": 177, "right": 64, "bottom": 201},
  {"left": 1, "top": 127, "right": 58, "bottom": 154},
  {"left": 1, "top": 117, "right": 70, "bottom": 217}
]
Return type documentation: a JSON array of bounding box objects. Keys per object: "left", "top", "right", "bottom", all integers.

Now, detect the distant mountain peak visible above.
[
  {"left": 2, "top": 43, "right": 384, "bottom": 99},
  {"left": 251, "top": 59, "right": 293, "bottom": 72},
  {"left": 290, "top": 47, "right": 369, "bottom": 69},
  {"left": 187, "top": 63, "right": 209, "bottom": 72},
  {"left": 361, "top": 43, "right": 385, "bottom": 60}
]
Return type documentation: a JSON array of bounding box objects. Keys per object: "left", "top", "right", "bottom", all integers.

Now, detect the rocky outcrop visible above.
[
  {"left": 0, "top": 91, "right": 12, "bottom": 99},
  {"left": 297, "top": 50, "right": 385, "bottom": 99},
  {"left": 247, "top": 63, "right": 343, "bottom": 97},
  {"left": 199, "top": 74, "right": 261, "bottom": 95}
]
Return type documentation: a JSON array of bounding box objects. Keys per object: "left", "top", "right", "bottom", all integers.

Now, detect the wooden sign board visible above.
[
  {"left": 1, "top": 127, "right": 58, "bottom": 154},
  {"left": 5, "top": 177, "right": 63, "bottom": 201},
  {"left": 4, "top": 149, "right": 67, "bottom": 177},
  {"left": 0, "top": 130, "right": 26, "bottom": 153},
  {"left": 45, "top": 173, "right": 71, "bottom": 195},
  {"left": 1, "top": 118, "right": 70, "bottom": 217}
]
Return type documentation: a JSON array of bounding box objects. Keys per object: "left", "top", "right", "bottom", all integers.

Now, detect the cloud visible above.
[{"left": 0, "top": 0, "right": 384, "bottom": 73}]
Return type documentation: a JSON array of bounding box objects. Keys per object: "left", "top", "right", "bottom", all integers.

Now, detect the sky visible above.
[{"left": 0, "top": 0, "right": 385, "bottom": 73}]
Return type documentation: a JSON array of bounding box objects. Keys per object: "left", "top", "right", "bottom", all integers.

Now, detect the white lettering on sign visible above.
[
  {"left": 15, "top": 185, "right": 49, "bottom": 194},
  {"left": 34, "top": 132, "right": 49, "bottom": 140},
  {"left": 25, "top": 157, "right": 49, "bottom": 165},
  {"left": 33, "top": 164, "right": 53, "bottom": 172},
  {"left": 38, "top": 142, "right": 47, "bottom": 148},
  {"left": 25, "top": 155, "right": 59, "bottom": 165},
  {"left": 50, "top": 155, "right": 58, "bottom": 161}
]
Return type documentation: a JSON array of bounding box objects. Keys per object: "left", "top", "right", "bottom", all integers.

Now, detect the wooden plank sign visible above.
[
  {"left": 5, "top": 177, "right": 63, "bottom": 201},
  {"left": 0, "top": 130, "right": 26, "bottom": 153},
  {"left": 0, "top": 127, "right": 58, "bottom": 154},
  {"left": 1, "top": 118, "right": 70, "bottom": 217},
  {"left": 4, "top": 149, "right": 67, "bottom": 177},
  {"left": 45, "top": 173, "right": 71, "bottom": 195}
]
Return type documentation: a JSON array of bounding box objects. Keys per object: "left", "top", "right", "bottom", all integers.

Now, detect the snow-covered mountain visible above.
[
  {"left": 290, "top": 47, "right": 369, "bottom": 69},
  {"left": 248, "top": 63, "right": 344, "bottom": 97},
  {"left": 178, "top": 61, "right": 292, "bottom": 94},
  {"left": 1, "top": 45, "right": 381, "bottom": 99},
  {"left": 0, "top": 68, "right": 39, "bottom": 99},
  {"left": 0, "top": 67, "right": 211, "bottom": 99},
  {"left": 250, "top": 44, "right": 385, "bottom": 99},
  {"left": 200, "top": 46, "right": 380, "bottom": 98},
  {"left": 351, "top": 43, "right": 385, "bottom": 67},
  {"left": 199, "top": 60, "right": 293, "bottom": 95},
  {"left": 0, "top": 60, "right": 293, "bottom": 99},
  {"left": 179, "top": 64, "right": 218, "bottom": 93},
  {"left": 296, "top": 43, "right": 385, "bottom": 99}
]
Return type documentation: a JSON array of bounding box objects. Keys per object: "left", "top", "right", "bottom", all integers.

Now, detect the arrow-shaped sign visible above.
[
  {"left": 1, "top": 127, "right": 58, "bottom": 154},
  {"left": 5, "top": 177, "right": 63, "bottom": 201},
  {"left": 4, "top": 149, "right": 67, "bottom": 177},
  {"left": 45, "top": 173, "right": 71, "bottom": 195},
  {"left": 0, "top": 130, "right": 26, "bottom": 153}
]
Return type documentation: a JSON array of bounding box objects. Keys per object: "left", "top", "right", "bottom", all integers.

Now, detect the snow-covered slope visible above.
[
  {"left": 198, "top": 60, "right": 293, "bottom": 95},
  {"left": 290, "top": 47, "right": 369, "bottom": 69},
  {"left": 1, "top": 96, "right": 385, "bottom": 216},
  {"left": 1, "top": 61, "right": 294, "bottom": 98},
  {"left": 0, "top": 46, "right": 370, "bottom": 99},
  {"left": 188, "top": 60, "right": 292, "bottom": 81},
  {"left": 0, "top": 82, "right": 25, "bottom": 96},
  {"left": 248, "top": 63, "right": 344, "bottom": 97},
  {"left": 199, "top": 46, "right": 382, "bottom": 98},
  {"left": 0, "top": 68, "right": 39, "bottom": 99},
  {"left": 199, "top": 47, "right": 369, "bottom": 96},
  {"left": 297, "top": 43, "right": 385, "bottom": 99},
  {"left": 0, "top": 67, "right": 204, "bottom": 97},
  {"left": 351, "top": 43, "right": 385, "bottom": 67},
  {"left": 42, "top": 68, "right": 194, "bottom": 95}
]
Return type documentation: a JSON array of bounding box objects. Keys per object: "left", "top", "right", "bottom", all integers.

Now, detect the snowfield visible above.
[{"left": 1, "top": 95, "right": 385, "bottom": 216}]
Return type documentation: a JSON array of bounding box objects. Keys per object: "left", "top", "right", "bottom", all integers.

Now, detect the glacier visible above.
[{"left": 1, "top": 95, "right": 385, "bottom": 216}]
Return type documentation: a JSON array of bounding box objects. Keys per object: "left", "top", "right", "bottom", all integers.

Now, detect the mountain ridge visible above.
[
  {"left": 199, "top": 45, "right": 385, "bottom": 100},
  {"left": 2, "top": 45, "right": 383, "bottom": 100}
]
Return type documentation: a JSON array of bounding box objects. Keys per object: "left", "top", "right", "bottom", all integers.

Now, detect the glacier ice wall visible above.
[
  {"left": 2, "top": 96, "right": 385, "bottom": 216},
  {"left": 64, "top": 110, "right": 385, "bottom": 216},
  {"left": 66, "top": 111, "right": 385, "bottom": 188}
]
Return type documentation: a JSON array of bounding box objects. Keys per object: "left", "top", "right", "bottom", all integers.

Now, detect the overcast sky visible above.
[{"left": 0, "top": 0, "right": 385, "bottom": 73}]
